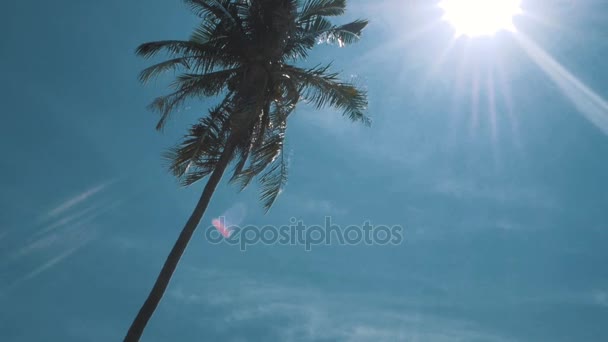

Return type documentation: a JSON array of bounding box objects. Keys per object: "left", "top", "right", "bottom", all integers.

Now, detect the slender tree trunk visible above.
[{"left": 123, "top": 139, "right": 237, "bottom": 342}]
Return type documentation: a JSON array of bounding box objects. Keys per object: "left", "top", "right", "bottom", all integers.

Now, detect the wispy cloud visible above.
[
  {"left": 10, "top": 231, "right": 61, "bottom": 259},
  {"left": 0, "top": 184, "right": 123, "bottom": 296},
  {"left": 11, "top": 212, "right": 104, "bottom": 261},
  {"left": 37, "top": 202, "right": 104, "bottom": 236},
  {"left": 432, "top": 178, "right": 557, "bottom": 208},
  {"left": 45, "top": 179, "right": 116, "bottom": 219},
  {"left": 19, "top": 231, "right": 96, "bottom": 282},
  {"left": 593, "top": 291, "right": 608, "bottom": 307},
  {"left": 36, "top": 199, "right": 122, "bottom": 237},
  {"left": 302, "top": 199, "right": 348, "bottom": 216},
  {"left": 0, "top": 223, "right": 98, "bottom": 297},
  {"left": 7, "top": 199, "right": 122, "bottom": 262},
  {"left": 169, "top": 267, "right": 511, "bottom": 342},
  {"left": 108, "top": 234, "right": 154, "bottom": 252}
]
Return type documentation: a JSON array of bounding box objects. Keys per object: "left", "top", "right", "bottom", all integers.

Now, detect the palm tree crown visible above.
[{"left": 138, "top": 0, "right": 369, "bottom": 210}]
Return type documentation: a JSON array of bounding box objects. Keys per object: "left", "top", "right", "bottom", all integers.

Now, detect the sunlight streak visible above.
[
  {"left": 487, "top": 71, "right": 498, "bottom": 141},
  {"left": 496, "top": 57, "right": 521, "bottom": 146},
  {"left": 515, "top": 33, "right": 608, "bottom": 135},
  {"left": 469, "top": 67, "right": 481, "bottom": 134},
  {"left": 420, "top": 38, "right": 459, "bottom": 93},
  {"left": 353, "top": 20, "right": 442, "bottom": 68}
]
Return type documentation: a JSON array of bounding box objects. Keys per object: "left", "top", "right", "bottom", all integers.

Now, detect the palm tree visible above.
[{"left": 124, "top": 0, "right": 369, "bottom": 340}]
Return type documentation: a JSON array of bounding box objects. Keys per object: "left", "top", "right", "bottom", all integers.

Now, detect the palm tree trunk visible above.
[{"left": 123, "top": 139, "right": 237, "bottom": 342}]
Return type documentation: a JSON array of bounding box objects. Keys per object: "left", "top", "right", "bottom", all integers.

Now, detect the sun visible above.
[{"left": 439, "top": 0, "right": 522, "bottom": 37}]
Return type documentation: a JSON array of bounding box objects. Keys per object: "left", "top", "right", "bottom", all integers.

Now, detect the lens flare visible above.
[
  {"left": 211, "top": 203, "right": 247, "bottom": 239},
  {"left": 212, "top": 218, "right": 232, "bottom": 238}
]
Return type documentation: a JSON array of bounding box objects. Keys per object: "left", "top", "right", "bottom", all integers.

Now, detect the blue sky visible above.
[{"left": 1, "top": 0, "right": 608, "bottom": 341}]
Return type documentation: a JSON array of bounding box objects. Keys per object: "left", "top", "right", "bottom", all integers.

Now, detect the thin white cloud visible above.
[
  {"left": 502, "top": 289, "right": 608, "bottom": 309},
  {"left": 302, "top": 199, "right": 348, "bottom": 216},
  {"left": 12, "top": 223, "right": 84, "bottom": 260},
  {"left": 169, "top": 267, "right": 511, "bottom": 342},
  {"left": 37, "top": 202, "right": 104, "bottom": 236},
  {"left": 45, "top": 179, "right": 116, "bottom": 219},
  {"left": 0, "top": 226, "right": 97, "bottom": 297},
  {"left": 593, "top": 291, "right": 608, "bottom": 307},
  {"left": 432, "top": 178, "right": 557, "bottom": 208},
  {"left": 36, "top": 199, "right": 122, "bottom": 238},
  {"left": 19, "top": 231, "right": 96, "bottom": 282},
  {"left": 10, "top": 232, "right": 61, "bottom": 259},
  {"left": 109, "top": 234, "right": 154, "bottom": 252},
  {"left": 0, "top": 196, "right": 123, "bottom": 296}
]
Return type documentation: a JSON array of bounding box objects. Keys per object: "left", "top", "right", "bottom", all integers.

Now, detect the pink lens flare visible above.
[
  {"left": 212, "top": 218, "right": 232, "bottom": 238},
  {"left": 211, "top": 203, "right": 247, "bottom": 239}
]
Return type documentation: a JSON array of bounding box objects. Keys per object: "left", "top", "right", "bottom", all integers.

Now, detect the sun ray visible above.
[
  {"left": 469, "top": 67, "right": 481, "bottom": 135},
  {"left": 487, "top": 71, "right": 498, "bottom": 142},
  {"left": 419, "top": 38, "right": 459, "bottom": 94},
  {"left": 496, "top": 57, "right": 522, "bottom": 149},
  {"left": 515, "top": 33, "right": 608, "bottom": 136}
]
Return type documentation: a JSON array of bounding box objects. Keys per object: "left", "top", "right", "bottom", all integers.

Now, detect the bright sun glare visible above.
[{"left": 439, "top": 0, "right": 522, "bottom": 37}]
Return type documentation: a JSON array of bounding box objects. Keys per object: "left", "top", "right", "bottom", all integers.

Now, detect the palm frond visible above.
[
  {"left": 164, "top": 98, "right": 233, "bottom": 185},
  {"left": 150, "top": 68, "right": 240, "bottom": 130},
  {"left": 282, "top": 64, "right": 370, "bottom": 125},
  {"left": 282, "top": 16, "right": 332, "bottom": 59},
  {"left": 230, "top": 144, "right": 251, "bottom": 182},
  {"left": 275, "top": 73, "right": 301, "bottom": 109},
  {"left": 190, "top": 20, "right": 228, "bottom": 44},
  {"left": 284, "top": 17, "right": 367, "bottom": 59},
  {"left": 298, "top": 0, "right": 346, "bottom": 22},
  {"left": 164, "top": 120, "right": 222, "bottom": 182},
  {"left": 136, "top": 40, "right": 214, "bottom": 58},
  {"left": 313, "top": 19, "right": 368, "bottom": 47},
  {"left": 232, "top": 126, "right": 285, "bottom": 190},
  {"left": 139, "top": 56, "right": 195, "bottom": 84},
  {"left": 184, "top": 0, "right": 237, "bottom": 24},
  {"left": 136, "top": 39, "right": 238, "bottom": 77},
  {"left": 259, "top": 148, "right": 288, "bottom": 211},
  {"left": 302, "top": 15, "right": 334, "bottom": 37},
  {"left": 171, "top": 68, "right": 240, "bottom": 96}
]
